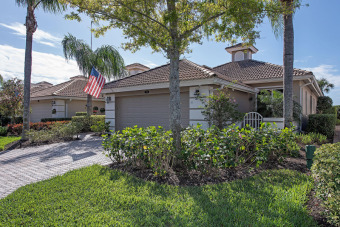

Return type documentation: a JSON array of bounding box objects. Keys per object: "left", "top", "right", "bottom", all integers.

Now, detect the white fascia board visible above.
[
  {"left": 101, "top": 78, "right": 216, "bottom": 94},
  {"left": 31, "top": 96, "right": 104, "bottom": 101},
  {"left": 102, "top": 78, "right": 257, "bottom": 94},
  {"left": 243, "top": 75, "right": 313, "bottom": 84},
  {"left": 213, "top": 78, "right": 257, "bottom": 94}
]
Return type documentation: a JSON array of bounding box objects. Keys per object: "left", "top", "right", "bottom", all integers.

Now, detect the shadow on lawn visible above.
[{"left": 99, "top": 167, "right": 317, "bottom": 226}]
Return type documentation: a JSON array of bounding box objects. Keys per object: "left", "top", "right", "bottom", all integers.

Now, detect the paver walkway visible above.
[
  {"left": 0, "top": 134, "right": 111, "bottom": 199},
  {"left": 334, "top": 125, "right": 340, "bottom": 143}
]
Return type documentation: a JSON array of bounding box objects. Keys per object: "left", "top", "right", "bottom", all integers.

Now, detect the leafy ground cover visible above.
[
  {"left": 0, "top": 136, "right": 21, "bottom": 151},
  {"left": 0, "top": 165, "right": 317, "bottom": 226}
]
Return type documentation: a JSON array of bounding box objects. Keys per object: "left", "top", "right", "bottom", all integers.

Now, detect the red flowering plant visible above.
[
  {"left": 7, "top": 121, "right": 70, "bottom": 135},
  {"left": 0, "top": 78, "right": 23, "bottom": 124}
]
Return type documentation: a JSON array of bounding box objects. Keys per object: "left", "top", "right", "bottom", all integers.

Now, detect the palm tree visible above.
[
  {"left": 16, "top": 0, "right": 66, "bottom": 140},
  {"left": 269, "top": 0, "right": 299, "bottom": 128},
  {"left": 62, "top": 34, "right": 126, "bottom": 115},
  {"left": 317, "top": 78, "right": 334, "bottom": 94}
]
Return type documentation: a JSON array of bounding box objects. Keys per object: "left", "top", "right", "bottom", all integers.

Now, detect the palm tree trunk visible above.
[
  {"left": 87, "top": 94, "right": 92, "bottom": 116},
  {"left": 283, "top": 0, "right": 294, "bottom": 128},
  {"left": 22, "top": 5, "right": 36, "bottom": 140}
]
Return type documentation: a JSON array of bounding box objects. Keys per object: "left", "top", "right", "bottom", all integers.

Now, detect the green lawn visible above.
[
  {"left": 0, "top": 136, "right": 21, "bottom": 151},
  {"left": 0, "top": 165, "right": 317, "bottom": 226}
]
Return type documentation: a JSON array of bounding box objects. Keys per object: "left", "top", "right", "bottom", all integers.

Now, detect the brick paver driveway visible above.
[{"left": 0, "top": 134, "right": 112, "bottom": 199}]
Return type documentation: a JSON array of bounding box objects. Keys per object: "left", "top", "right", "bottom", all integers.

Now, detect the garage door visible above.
[
  {"left": 30, "top": 101, "right": 52, "bottom": 122},
  {"left": 116, "top": 92, "right": 189, "bottom": 130}
]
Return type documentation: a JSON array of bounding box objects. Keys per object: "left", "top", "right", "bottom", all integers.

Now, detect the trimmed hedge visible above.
[
  {"left": 311, "top": 143, "right": 340, "bottom": 226},
  {"left": 75, "top": 112, "right": 87, "bottom": 116},
  {"left": 41, "top": 118, "right": 72, "bottom": 122},
  {"left": 307, "top": 114, "right": 336, "bottom": 139},
  {"left": 0, "top": 126, "right": 7, "bottom": 136},
  {"left": 71, "top": 115, "right": 106, "bottom": 132}
]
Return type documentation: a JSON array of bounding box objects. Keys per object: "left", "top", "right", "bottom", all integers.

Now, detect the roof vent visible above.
[{"left": 225, "top": 43, "right": 258, "bottom": 62}]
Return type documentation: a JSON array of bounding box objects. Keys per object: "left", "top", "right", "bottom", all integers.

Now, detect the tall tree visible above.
[
  {"left": 16, "top": 0, "right": 66, "bottom": 140},
  {"left": 269, "top": 0, "right": 301, "bottom": 127},
  {"left": 62, "top": 34, "right": 126, "bottom": 115},
  {"left": 0, "top": 74, "right": 3, "bottom": 87},
  {"left": 0, "top": 78, "right": 24, "bottom": 124},
  {"left": 62, "top": 0, "right": 283, "bottom": 154},
  {"left": 317, "top": 78, "right": 334, "bottom": 94}
]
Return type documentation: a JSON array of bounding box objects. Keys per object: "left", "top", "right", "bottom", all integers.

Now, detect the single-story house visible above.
[
  {"left": 101, "top": 43, "right": 323, "bottom": 131},
  {"left": 30, "top": 76, "right": 105, "bottom": 122}
]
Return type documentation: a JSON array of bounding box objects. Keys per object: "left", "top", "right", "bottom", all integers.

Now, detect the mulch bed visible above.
[{"left": 108, "top": 147, "right": 333, "bottom": 226}]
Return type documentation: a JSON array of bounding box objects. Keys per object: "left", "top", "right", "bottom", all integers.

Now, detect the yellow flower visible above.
[{"left": 143, "top": 146, "right": 148, "bottom": 150}]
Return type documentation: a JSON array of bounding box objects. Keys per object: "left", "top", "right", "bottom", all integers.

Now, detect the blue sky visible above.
[{"left": 0, "top": 0, "right": 339, "bottom": 104}]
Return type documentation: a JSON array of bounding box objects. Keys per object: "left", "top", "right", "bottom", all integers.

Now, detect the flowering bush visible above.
[
  {"left": 103, "top": 124, "right": 299, "bottom": 176},
  {"left": 7, "top": 121, "right": 70, "bottom": 135}
]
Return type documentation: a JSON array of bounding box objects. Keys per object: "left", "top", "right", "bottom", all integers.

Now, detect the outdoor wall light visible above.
[
  {"left": 145, "top": 90, "right": 150, "bottom": 94},
  {"left": 106, "top": 96, "right": 112, "bottom": 103},
  {"left": 194, "top": 89, "right": 200, "bottom": 96}
]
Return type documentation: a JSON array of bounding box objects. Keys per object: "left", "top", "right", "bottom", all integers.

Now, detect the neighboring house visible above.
[
  {"left": 30, "top": 76, "right": 105, "bottom": 122},
  {"left": 102, "top": 44, "right": 323, "bottom": 131}
]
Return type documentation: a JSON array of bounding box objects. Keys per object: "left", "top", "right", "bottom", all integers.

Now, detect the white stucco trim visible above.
[
  {"left": 243, "top": 75, "right": 314, "bottom": 84},
  {"left": 31, "top": 96, "right": 105, "bottom": 101}
]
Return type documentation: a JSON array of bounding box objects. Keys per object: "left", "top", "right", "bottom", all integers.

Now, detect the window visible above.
[
  {"left": 310, "top": 95, "right": 313, "bottom": 114},
  {"left": 305, "top": 91, "right": 308, "bottom": 115}
]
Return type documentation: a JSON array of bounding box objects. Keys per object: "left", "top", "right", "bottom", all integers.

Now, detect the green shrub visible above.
[
  {"left": 296, "top": 132, "right": 328, "bottom": 145},
  {"left": 41, "top": 118, "right": 72, "bottom": 122},
  {"left": 307, "top": 114, "right": 336, "bottom": 139},
  {"left": 75, "top": 112, "right": 87, "bottom": 116},
  {"left": 103, "top": 124, "right": 299, "bottom": 175},
  {"left": 317, "top": 96, "right": 333, "bottom": 114},
  {"left": 0, "top": 126, "right": 7, "bottom": 136},
  {"left": 103, "top": 126, "right": 173, "bottom": 176},
  {"left": 71, "top": 115, "right": 106, "bottom": 132},
  {"left": 337, "top": 119, "right": 340, "bottom": 125},
  {"left": 311, "top": 143, "right": 340, "bottom": 226},
  {"left": 200, "top": 88, "right": 244, "bottom": 129},
  {"left": 90, "top": 121, "right": 110, "bottom": 134},
  {"left": 28, "top": 122, "right": 81, "bottom": 143}
]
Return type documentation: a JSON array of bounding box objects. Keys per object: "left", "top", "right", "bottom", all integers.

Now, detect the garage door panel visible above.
[{"left": 116, "top": 93, "right": 189, "bottom": 130}]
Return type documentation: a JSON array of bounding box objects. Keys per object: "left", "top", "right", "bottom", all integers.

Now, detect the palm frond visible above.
[
  {"left": 62, "top": 34, "right": 94, "bottom": 76},
  {"left": 94, "top": 45, "right": 126, "bottom": 79},
  {"left": 15, "top": 0, "right": 66, "bottom": 13}
]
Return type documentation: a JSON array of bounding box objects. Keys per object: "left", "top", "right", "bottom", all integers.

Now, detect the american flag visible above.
[{"left": 84, "top": 67, "right": 106, "bottom": 98}]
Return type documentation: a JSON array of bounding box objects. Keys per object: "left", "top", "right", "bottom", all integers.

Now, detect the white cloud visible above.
[
  {"left": 142, "top": 59, "right": 158, "bottom": 68},
  {"left": 0, "top": 45, "right": 80, "bottom": 84},
  {"left": 304, "top": 64, "right": 340, "bottom": 87},
  {"left": 0, "top": 22, "right": 61, "bottom": 47}
]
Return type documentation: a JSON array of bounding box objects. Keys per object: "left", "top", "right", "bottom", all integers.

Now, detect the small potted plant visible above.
[{"left": 93, "top": 106, "right": 99, "bottom": 115}]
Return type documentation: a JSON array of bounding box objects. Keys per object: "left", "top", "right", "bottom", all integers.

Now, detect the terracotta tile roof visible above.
[
  {"left": 104, "top": 59, "right": 252, "bottom": 89},
  {"left": 213, "top": 59, "right": 313, "bottom": 81},
  {"left": 31, "top": 76, "right": 103, "bottom": 99},
  {"left": 126, "top": 63, "right": 150, "bottom": 69}
]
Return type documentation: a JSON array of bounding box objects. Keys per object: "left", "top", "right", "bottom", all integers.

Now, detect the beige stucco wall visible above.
[
  {"left": 302, "top": 85, "right": 317, "bottom": 115},
  {"left": 65, "top": 100, "right": 105, "bottom": 117},
  {"left": 30, "top": 100, "right": 52, "bottom": 122}
]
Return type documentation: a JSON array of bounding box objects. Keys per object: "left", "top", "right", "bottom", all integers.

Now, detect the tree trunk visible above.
[
  {"left": 283, "top": 0, "right": 294, "bottom": 128},
  {"left": 22, "top": 6, "right": 37, "bottom": 140},
  {"left": 169, "top": 51, "right": 181, "bottom": 156},
  {"left": 167, "top": 0, "right": 182, "bottom": 156},
  {"left": 87, "top": 94, "right": 92, "bottom": 116}
]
